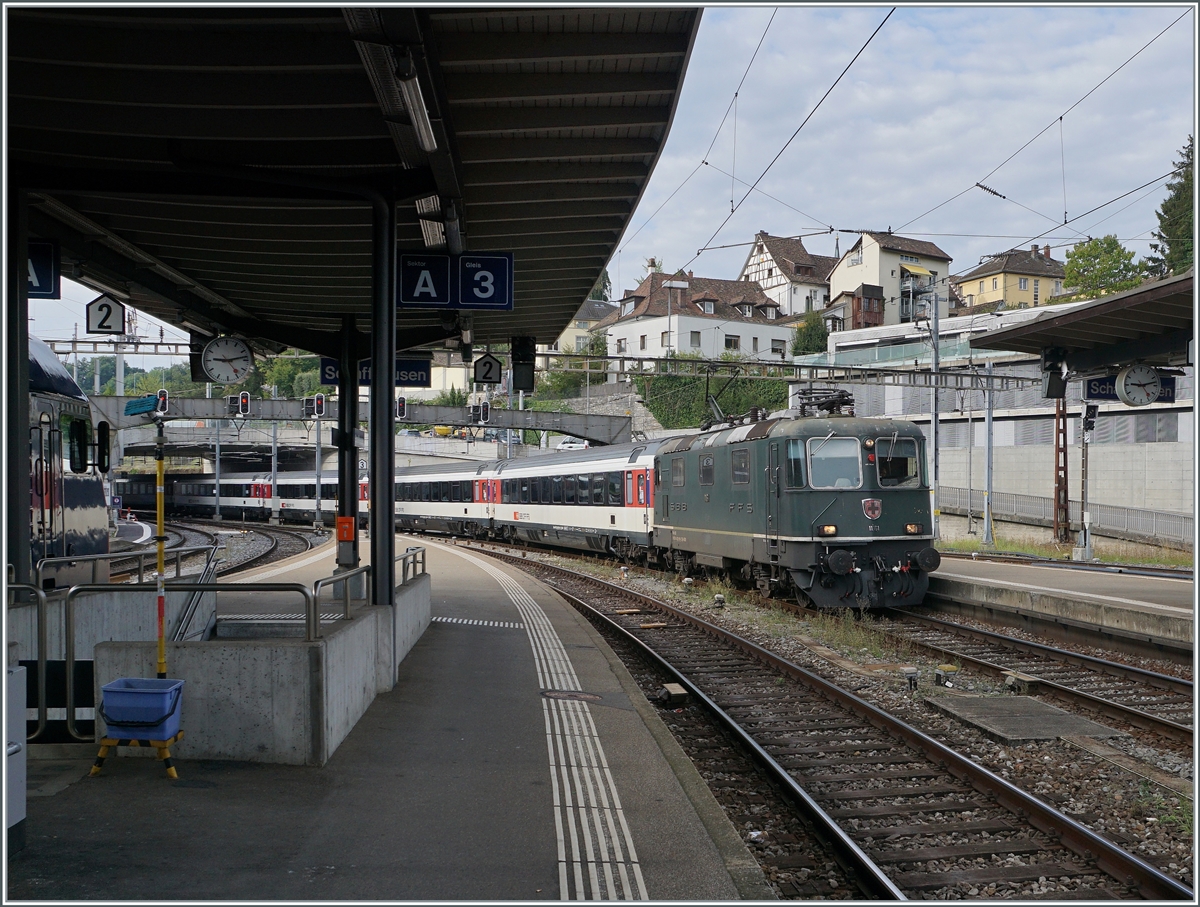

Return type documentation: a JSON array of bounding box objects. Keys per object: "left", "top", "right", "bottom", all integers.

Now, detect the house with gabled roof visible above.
[
  {"left": 828, "top": 232, "right": 953, "bottom": 327},
  {"left": 592, "top": 270, "right": 798, "bottom": 375},
  {"left": 951, "top": 244, "right": 1066, "bottom": 311},
  {"left": 737, "top": 231, "right": 840, "bottom": 316}
]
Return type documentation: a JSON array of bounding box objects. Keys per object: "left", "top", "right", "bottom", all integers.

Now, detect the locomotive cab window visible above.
[
  {"left": 876, "top": 436, "right": 923, "bottom": 487},
  {"left": 699, "top": 453, "right": 715, "bottom": 486},
  {"left": 731, "top": 449, "right": 750, "bottom": 484},
  {"left": 808, "top": 436, "right": 862, "bottom": 488},
  {"left": 785, "top": 440, "right": 807, "bottom": 487},
  {"left": 67, "top": 418, "right": 89, "bottom": 474},
  {"left": 670, "top": 457, "right": 685, "bottom": 487}
]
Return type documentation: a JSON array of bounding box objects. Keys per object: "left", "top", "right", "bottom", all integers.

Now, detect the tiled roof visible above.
[
  {"left": 591, "top": 271, "right": 780, "bottom": 330},
  {"left": 956, "top": 247, "right": 1066, "bottom": 282},
  {"left": 573, "top": 298, "right": 618, "bottom": 323},
  {"left": 863, "top": 232, "right": 952, "bottom": 261},
  {"left": 753, "top": 232, "right": 838, "bottom": 283}
]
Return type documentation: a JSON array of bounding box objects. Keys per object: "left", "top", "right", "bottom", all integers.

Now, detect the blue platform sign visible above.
[
  {"left": 27, "top": 240, "right": 60, "bottom": 299},
  {"left": 320, "top": 357, "right": 432, "bottom": 388},
  {"left": 1084, "top": 373, "right": 1176, "bottom": 404},
  {"left": 398, "top": 252, "right": 514, "bottom": 310}
]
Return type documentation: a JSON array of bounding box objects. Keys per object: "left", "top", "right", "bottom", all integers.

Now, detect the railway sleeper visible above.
[
  {"left": 812, "top": 782, "right": 973, "bottom": 800},
  {"left": 873, "top": 838, "right": 1057, "bottom": 864},
  {"left": 825, "top": 799, "right": 991, "bottom": 817},
  {"left": 891, "top": 862, "right": 1109, "bottom": 891}
]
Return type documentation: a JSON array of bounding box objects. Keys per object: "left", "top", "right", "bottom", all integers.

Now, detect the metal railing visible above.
[
  {"left": 6, "top": 584, "right": 49, "bottom": 742},
  {"left": 313, "top": 566, "right": 372, "bottom": 619},
  {"left": 937, "top": 485, "right": 1193, "bottom": 545},
  {"left": 398, "top": 546, "right": 426, "bottom": 585},
  {"left": 36, "top": 544, "right": 222, "bottom": 588},
  {"left": 62, "top": 582, "right": 314, "bottom": 741}
]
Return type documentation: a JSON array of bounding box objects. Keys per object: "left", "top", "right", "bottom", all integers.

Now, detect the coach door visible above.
[{"left": 766, "top": 442, "right": 781, "bottom": 560}]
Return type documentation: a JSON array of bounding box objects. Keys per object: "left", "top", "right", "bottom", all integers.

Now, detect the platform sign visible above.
[
  {"left": 27, "top": 240, "right": 60, "bottom": 299},
  {"left": 85, "top": 295, "right": 126, "bottom": 335},
  {"left": 1084, "top": 373, "right": 1176, "bottom": 404},
  {"left": 320, "top": 356, "right": 433, "bottom": 388},
  {"left": 473, "top": 353, "right": 504, "bottom": 384},
  {"left": 397, "top": 252, "right": 514, "bottom": 311},
  {"left": 111, "top": 495, "right": 122, "bottom": 509}
]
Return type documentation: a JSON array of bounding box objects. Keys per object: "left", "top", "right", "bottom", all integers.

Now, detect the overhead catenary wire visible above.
[
  {"left": 685, "top": 8, "right": 895, "bottom": 271},
  {"left": 896, "top": 8, "right": 1190, "bottom": 233},
  {"left": 617, "top": 8, "right": 779, "bottom": 257}
]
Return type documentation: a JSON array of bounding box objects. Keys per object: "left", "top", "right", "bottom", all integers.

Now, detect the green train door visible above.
[{"left": 766, "top": 441, "right": 781, "bottom": 563}]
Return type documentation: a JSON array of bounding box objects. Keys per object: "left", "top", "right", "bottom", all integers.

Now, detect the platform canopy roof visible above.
[
  {"left": 9, "top": 7, "right": 701, "bottom": 357},
  {"left": 969, "top": 270, "right": 1194, "bottom": 372}
]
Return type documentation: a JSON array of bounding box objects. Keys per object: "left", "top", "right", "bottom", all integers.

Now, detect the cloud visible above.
[{"left": 618, "top": 5, "right": 1195, "bottom": 284}]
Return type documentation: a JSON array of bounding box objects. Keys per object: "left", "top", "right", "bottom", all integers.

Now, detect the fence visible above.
[{"left": 936, "top": 485, "right": 1193, "bottom": 545}]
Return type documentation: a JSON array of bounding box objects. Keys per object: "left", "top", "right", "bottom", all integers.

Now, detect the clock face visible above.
[
  {"left": 201, "top": 336, "right": 253, "bottom": 384},
  {"left": 1115, "top": 364, "right": 1161, "bottom": 407}
]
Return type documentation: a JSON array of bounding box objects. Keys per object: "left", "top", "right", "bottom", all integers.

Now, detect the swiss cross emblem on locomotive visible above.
[{"left": 862, "top": 499, "right": 882, "bottom": 520}]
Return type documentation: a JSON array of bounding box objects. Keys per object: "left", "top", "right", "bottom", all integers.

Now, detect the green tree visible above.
[
  {"left": 262, "top": 353, "right": 319, "bottom": 398},
  {"left": 537, "top": 332, "right": 608, "bottom": 399},
  {"left": 125, "top": 362, "right": 209, "bottom": 398},
  {"left": 588, "top": 269, "right": 611, "bottom": 301},
  {"left": 291, "top": 368, "right": 322, "bottom": 398},
  {"left": 430, "top": 387, "right": 468, "bottom": 407},
  {"left": 1063, "top": 235, "right": 1145, "bottom": 300},
  {"left": 1146, "top": 135, "right": 1194, "bottom": 278},
  {"left": 791, "top": 310, "right": 828, "bottom": 355}
]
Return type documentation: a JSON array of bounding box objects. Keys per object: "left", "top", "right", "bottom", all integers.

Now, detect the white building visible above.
[
  {"left": 593, "top": 271, "right": 799, "bottom": 375},
  {"left": 736, "top": 232, "right": 839, "bottom": 317},
  {"left": 829, "top": 232, "right": 953, "bottom": 326}
]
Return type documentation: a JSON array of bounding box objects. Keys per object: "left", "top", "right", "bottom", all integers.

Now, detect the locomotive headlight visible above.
[
  {"left": 817, "top": 524, "right": 838, "bottom": 537},
  {"left": 905, "top": 523, "right": 924, "bottom": 534},
  {"left": 863, "top": 439, "right": 875, "bottom": 449}
]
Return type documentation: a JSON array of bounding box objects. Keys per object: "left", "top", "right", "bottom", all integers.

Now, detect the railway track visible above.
[
  {"left": 472, "top": 545, "right": 1192, "bottom": 900},
  {"left": 877, "top": 610, "right": 1194, "bottom": 747},
  {"left": 118, "top": 515, "right": 314, "bottom": 577}
]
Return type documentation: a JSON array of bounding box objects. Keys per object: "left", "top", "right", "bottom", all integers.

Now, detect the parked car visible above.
[{"left": 556, "top": 436, "right": 590, "bottom": 451}]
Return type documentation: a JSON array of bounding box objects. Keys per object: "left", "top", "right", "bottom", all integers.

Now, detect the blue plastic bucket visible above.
[{"left": 99, "top": 678, "right": 184, "bottom": 740}]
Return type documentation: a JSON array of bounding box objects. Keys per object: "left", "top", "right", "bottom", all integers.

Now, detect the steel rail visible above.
[
  {"left": 941, "top": 551, "right": 1193, "bottom": 582},
  {"left": 484, "top": 550, "right": 1194, "bottom": 901},
  {"left": 877, "top": 609, "right": 1193, "bottom": 745},
  {"left": 550, "top": 581, "right": 905, "bottom": 900}
]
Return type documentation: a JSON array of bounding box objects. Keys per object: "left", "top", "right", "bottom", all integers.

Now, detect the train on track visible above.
[
  {"left": 28, "top": 336, "right": 111, "bottom": 588},
  {"left": 124, "top": 396, "right": 940, "bottom": 609}
]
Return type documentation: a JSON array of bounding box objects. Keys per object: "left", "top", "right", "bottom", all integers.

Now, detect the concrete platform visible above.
[
  {"left": 929, "top": 558, "right": 1194, "bottom": 651},
  {"left": 7, "top": 538, "right": 768, "bottom": 901},
  {"left": 928, "top": 693, "right": 1124, "bottom": 743}
]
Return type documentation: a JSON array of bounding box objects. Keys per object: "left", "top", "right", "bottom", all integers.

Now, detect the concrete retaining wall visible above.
[
  {"left": 92, "top": 573, "right": 431, "bottom": 765},
  {"left": 7, "top": 588, "right": 214, "bottom": 663}
]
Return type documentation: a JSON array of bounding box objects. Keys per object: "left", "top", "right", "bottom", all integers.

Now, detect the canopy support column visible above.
[
  {"left": 369, "top": 196, "right": 395, "bottom": 606},
  {"left": 7, "top": 186, "right": 32, "bottom": 584},
  {"left": 337, "top": 314, "right": 360, "bottom": 570}
]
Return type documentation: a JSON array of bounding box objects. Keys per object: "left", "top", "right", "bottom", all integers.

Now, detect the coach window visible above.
[
  {"left": 637, "top": 474, "right": 646, "bottom": 504},
  {"left": 808, "top": 436, "right": 862, "bottom": 489},
  {"left": 785, "top": 440, "right": 807, "bottom": 487},
  {"left": 439, "top": 482, "right": 450, "bottom": 502},
  {"left": 607, "top": 471, "right": 623, "bottom": 506},
  {"left": 551, "top": 476, "right": 563, "bottom": 504},
  {"left": 625, "top": 472, "right": 633, "bottom": 502},
  {"left": 876, "top": 436, "right": 923, "bottom": 487},
  {"left": 464, "top": 480, "right": 474, "bottom": 501},
  {"left": 541, "top": 476, "right": 551, "bottom": 503},
  {"left": 699, "top": 453, "right": 715, "bottom": 486},
  {"left": 530, "top": 478, "right": 540, "bottom": 504},
  {"left": 518, "top": 477, "right": 528, "bottom": 504},
  {"left": 671, "top": 457, "right": 685, "bottom": 487},
  {"left": 731, "top": 448, "right": 750, "bottom": 484},
  {"left": 421, "top": 482, "right": 431, "bottom": 502},
  {"left": 451, "top": 482, "right": 462, "bottom": 503},
  {"left": 500, "top": 480, "right": 510, "bottom": 504},
  {"left": 563, "top": 475, "right": 575, "bottom": 504},
  {"left": 592, "top": 474, "right": 606, "bottom": 505},
  {"left": 578, "top": 474, "right": 590, "bottom": 504}
]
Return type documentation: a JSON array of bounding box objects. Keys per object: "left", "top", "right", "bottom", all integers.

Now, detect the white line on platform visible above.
[
  {"left": 438, "top": 544, "right": 648, "bottom": 901},
  {"left": 938, "top": 571, "right": 1193, "bottom": 614},
  {"left": 432, "top": 616, "right": 525, "bottom": 629}
]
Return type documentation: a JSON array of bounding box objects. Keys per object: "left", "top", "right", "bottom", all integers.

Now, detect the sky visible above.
[
  {"left": 29, "top": 4, "right": 1197, "bottom": 358},
  {"left": 607, "top": 4, "right": 1196, "bottom": 295}
]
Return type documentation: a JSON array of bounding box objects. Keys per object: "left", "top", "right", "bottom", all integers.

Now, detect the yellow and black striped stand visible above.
[{"left": 90, "top": 730, "right": 184, "bottom": 779}]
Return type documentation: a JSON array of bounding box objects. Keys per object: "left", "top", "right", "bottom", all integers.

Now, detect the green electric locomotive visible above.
[{"left": 652, "top": 404, "right": 940, "bottom": 610}]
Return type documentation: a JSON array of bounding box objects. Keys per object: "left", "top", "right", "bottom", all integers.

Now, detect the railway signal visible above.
[
  {"left": 313, "top": 393, "right": 325, "bottom": 417},
  {"left": 479, "top": 400, "right": 490, "bottom": 423},
  {"left": 155, "top": 388, "right": 169, "bottom": 414},
  {"left": 396, "top": 396, "right": 407, "bottom": 419},
  {"left": 237, "top": 391, "right": 250, "bottom": 415}
]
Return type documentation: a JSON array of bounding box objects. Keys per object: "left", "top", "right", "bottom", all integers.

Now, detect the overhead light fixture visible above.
[
  {"left": 179, "top": 317, "right": 214, "bottom": 337},
  {"left": 395, "top": 53, "right": 438, "bottom": 154},
  {"left": 74, "top": 269, "right": 130, "bottom": 302},
  {"left": 443, "top": 200, "right": 463, "bottom": 255}
]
